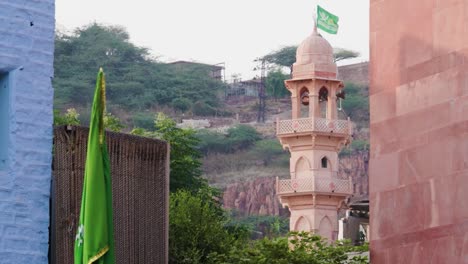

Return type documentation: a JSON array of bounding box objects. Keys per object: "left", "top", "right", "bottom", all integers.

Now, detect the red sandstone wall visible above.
[
  {"left": 370, "top": 0, "right": 468, "bottom": 262},
  {"left": 338, "top": 62, "right": 369, "bottom": 86}
]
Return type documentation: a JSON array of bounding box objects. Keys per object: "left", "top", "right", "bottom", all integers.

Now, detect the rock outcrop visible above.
[
  {"left": 222, "top": 151, "right": 369, "bottom": 216},
  {"left": 339, "top": 151, "right": 369, "bottom": 196},
  {"left": 223, "top": 177, "right": 288, "bottom": 216}
]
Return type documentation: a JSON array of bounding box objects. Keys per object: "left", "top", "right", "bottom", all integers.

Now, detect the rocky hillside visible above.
[{"left": 222, "top": 151, "right": 369, "bottom": 216}]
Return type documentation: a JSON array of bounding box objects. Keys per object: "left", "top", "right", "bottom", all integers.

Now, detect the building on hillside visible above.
[
  {"left": 226, "top": 78, "right": 262, "bottom": 97},
  {"left": 370, "top": 0, "right": 468, "bottom": 262},
  {"left": 0, "top": 1, "right": 55, "bottom": 262},
  {"left": 275, "top": 28, "right": 353, "bottom": 242},
  {"left": 168, "top": 60, "right": 224, "bottom": 81}
]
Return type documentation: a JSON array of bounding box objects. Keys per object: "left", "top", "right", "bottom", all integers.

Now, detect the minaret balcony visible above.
[
  {"left": 276, "top": 117, "right": 352, "bottom": 137},
  {"left": 276, "top": 174, "right": 353, "bottom": 196}
]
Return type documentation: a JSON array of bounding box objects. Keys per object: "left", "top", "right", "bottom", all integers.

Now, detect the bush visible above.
[
  {"left": 192, "top": 101, "right": 216, "bottom": 116},
  {"left": 228, "top": 215, "right": 290, "bottom": 239},
  {"left": 249, "top": 139, "right": 287, "bottom": 165},
  {"left": 171, "top": 97, "right": 192, "bottom": 112},
  {"left": 196, "top": 130, "right": 230, "bottom": 154},
  {"left": 54, "top": 108, "right": 80, "bottom": 126},
  {"left": 208, "top": 232, "right": 369, "bottom": 264},
  {"left": 132, "top": 112, "right": 155, "bottom": 130},
  {"left": 170, "top": 189, "right": 246, "bottom": 264},
  {"left": 350, "top": 140, "right": 369, "bottom": 151},
  {"left": 227, "top": 124, "right": 261, "bottom": 151},
  {"left": 197, "top": 125, "right": 261, "bottom": 155},
  {"left": 341, "top": 82, "right": 369, "bottom": 124},
  {"left": 103, "top": 112, "right": 125, "bottom": 132}
]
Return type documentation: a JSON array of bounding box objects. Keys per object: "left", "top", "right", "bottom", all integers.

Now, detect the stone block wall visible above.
[
  {"left": 370, "top": 0, "right": 468, "bottom": 262},
  {"left": 0, "top": 1, "right": 55, "bottom": 263},
  {"left": 337, "top": 62, "right": 369, "bottom": 86}
]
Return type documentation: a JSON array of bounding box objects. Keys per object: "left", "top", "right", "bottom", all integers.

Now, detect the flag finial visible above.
[{"left": 313, "top": 12, "right": 318, "bottom": 34}]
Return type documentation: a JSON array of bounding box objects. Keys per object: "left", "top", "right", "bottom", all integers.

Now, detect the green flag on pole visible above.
[
  {"left": 74, "top": 68, "right": 115, "bottom": 264},
  {"left": 317, "top": 5, "right": 339, "bottom": 34}
]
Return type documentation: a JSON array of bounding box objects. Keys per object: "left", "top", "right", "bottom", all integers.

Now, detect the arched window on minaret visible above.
[
  {"left": 318, "top": 216, "right": 333, "bottom": 241},
  {"left": 319, "top": 87, "right": 328, "bottom": 118},
  {"left": 295, "top": 156, "right": 311, "bottom": 179},
  {"left": 295, "top": 216, "right": 310, "bottom": 232},
  {"left": 299, "top": 87, "right": 309, "bottom": 118},
  {"left": 321, "top": 156, "right": 328, "bottom": 168}
]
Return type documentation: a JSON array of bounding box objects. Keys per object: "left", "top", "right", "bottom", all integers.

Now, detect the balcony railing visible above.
[
  {"left": 276, "top": 117, "right": 352, "bottom": 136},
  {"left": 276, "top": 175, "right": 353, "bottom": 195}
]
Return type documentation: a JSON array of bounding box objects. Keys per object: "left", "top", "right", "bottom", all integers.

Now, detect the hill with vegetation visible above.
[
  {"left": 53, "top": 23, "right": 370, "bottom": 248},
  {"left": 54, "top": 24, "right": 228, "bottom": 127}
]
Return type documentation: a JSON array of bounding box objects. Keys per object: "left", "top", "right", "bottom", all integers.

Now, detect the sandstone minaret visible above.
[{"left": 276, "top": 28, "right": 353, "bottom": 242}]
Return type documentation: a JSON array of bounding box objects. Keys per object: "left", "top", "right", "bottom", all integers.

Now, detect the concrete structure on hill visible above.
[
  {"left": 168, "top": 60, "right": 224, "bottom": 81},
  {"left": 275, "top": 28, "right": 353, "bottom": 241},
  {"left": 226, "top": 78, "right": 262, "bottom": 97},
  {"left": 370, "top": 0, "right": 468, "bottom": 262},
  {"left": 0, "top": 1, "right": 55, "bottom": 262}
]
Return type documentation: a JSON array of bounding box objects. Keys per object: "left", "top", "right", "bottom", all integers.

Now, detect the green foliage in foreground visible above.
[
  {"left": 54, "top": 108, "right": 80, "bottom": 126},
  {"left": 54, "top": 108, "right": 125, "bottom": 132},
  {"left": 154, "top": 113, "right": 205, "bottom": 192},
  {"left": 228, "top": 214, "right": 290, "bottom": 239},
  {"left": 55, "top": 109, "right": 205, "bottom": 192},
  {"left": 130, "top": 113, "right": 205, "bottom": 192},
  {"left": 170, "top": 189, "right": 249, "bottom": 264},
  {"left": 207, "top": 232, "right": 368, "bottom": 264},
  {"left": 170, "top": 191, "right": 369, "bottom": 264}
]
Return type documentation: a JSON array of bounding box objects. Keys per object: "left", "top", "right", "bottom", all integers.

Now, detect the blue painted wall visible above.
[{"left": 0, "top": 1, "right": 55, "bottom": 262}]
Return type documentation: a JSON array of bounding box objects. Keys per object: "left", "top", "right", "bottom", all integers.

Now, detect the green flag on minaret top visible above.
[
  {"left": 74, "top": 68, "right": 115, "bottom": 264},
  {"left": 317, "top": 5, "right": 339, "bottom": 34}
]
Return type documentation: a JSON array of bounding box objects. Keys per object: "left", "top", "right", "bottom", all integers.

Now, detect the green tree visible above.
[
  {"left": 334, "top": 48, "right": 360, "bottom": 62},
  {"left": 262, "top": 46, "right": 360, "bottom": 74},
  {"left": 261, "top": 46, "right": 297, "bottom": 73},
  {"left": 208, "top": 232, "right": 369, "bottom": 264},
  {"left": 196, "top": 130, "right": 230, "bottom": 155},
  {"left": 340, "top": 82, "right": 369, "bottom": 126},
  {"left": 227, "top": 124, "right": 261, "bottom": 151},
  {"left": 103, "top": 112, "right": 125, "bottom": 132},
  {"left": 132, "top": 112, "right": 156, "bottom": 130},
  {"left": 153, "top": 113, "right": 205, "bottom": 192},
  {"left": 130, "top": 113, "right": 205, "bottom": 192},
  {"left": 249, "top": 139, "right": 287, "bottom": 166},
  {"left": 265, "top": 69, "right": 289, "bottom": 100},
  {"left": 170, "top": 189, "right": 247, "bottom": 264},
  {"left": 53, "top": 108, "right": 80, "bottom": 126},
  {"left": 171, "top": 97, "right": 192, "bottom": 113},
  {"left": 54, "top": 23, "right": 226, "bottom": 116}
]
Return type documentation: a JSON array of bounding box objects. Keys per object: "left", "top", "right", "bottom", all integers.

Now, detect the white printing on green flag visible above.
[{"left": 317, "top": 5, "right": 339, "bottom": 34}]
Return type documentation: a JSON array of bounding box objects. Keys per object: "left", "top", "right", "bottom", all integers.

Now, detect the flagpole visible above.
[{"left": 313, "top": 1, "right": 317, "bottom": 33}]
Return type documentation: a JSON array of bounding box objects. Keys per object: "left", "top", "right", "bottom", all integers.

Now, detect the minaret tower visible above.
[{"left": 275, "top": 28, "right": 352, "bottom": 242}]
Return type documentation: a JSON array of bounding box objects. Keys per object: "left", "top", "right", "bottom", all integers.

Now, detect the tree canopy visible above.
[
  {"left": 54, "top": 23, "right": 226, "bottom": 115},
  {"left": 265, "top": 69, "right": 289, "bottom": 99},
  {"left": 261, "top": 45, "right": 360, "bottom": 72}
]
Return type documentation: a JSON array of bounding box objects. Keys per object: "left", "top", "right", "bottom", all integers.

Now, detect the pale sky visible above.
[{"left": 56, "top": 0, "right": 369, "bottom": 81}]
